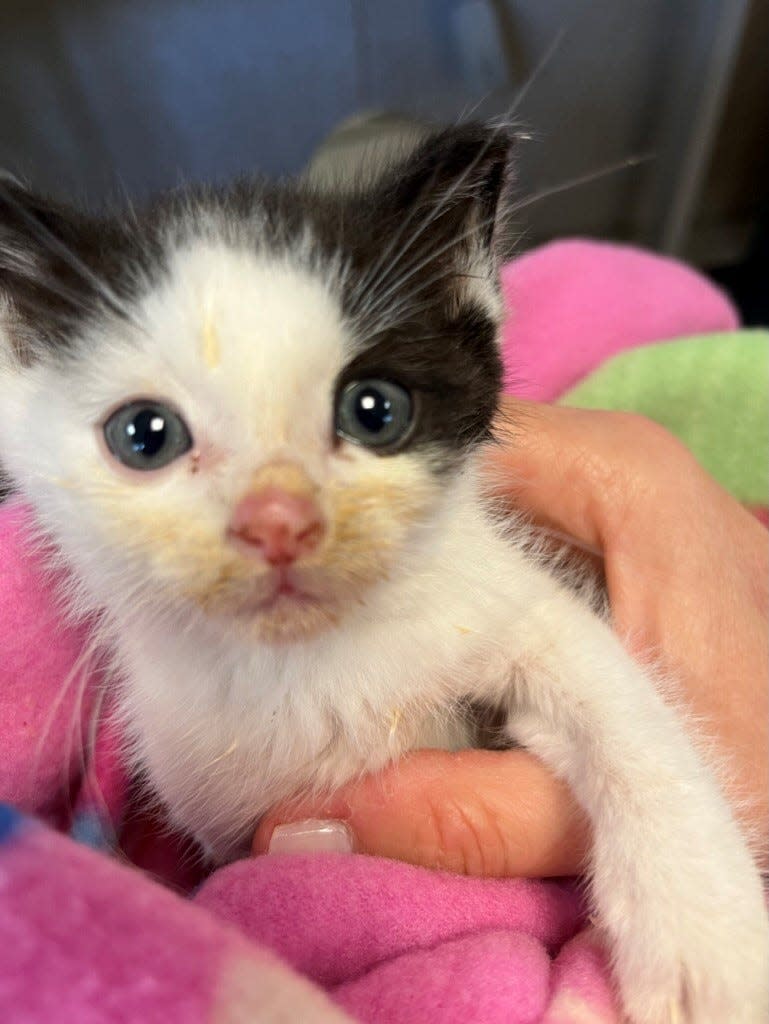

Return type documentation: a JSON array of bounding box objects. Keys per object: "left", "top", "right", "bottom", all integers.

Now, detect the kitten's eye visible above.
[
  {"left": 103, "top": 401, "right": 192, "bottom": 471},
  {"left": 336, "top": 379, "right": 413, "bottom": 450}
]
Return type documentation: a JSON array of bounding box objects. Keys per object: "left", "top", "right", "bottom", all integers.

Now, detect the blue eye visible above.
[
  {"left": 104, "top": 401, "right": 192, "bottom": 471},
  {"left": 336, "top": 379, "right": 414, "bottom": 450}
]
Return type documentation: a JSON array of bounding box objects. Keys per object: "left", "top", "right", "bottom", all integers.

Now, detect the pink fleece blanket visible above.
[{"left": 0, "top": 240, "right": 740, "bottom": 1023}]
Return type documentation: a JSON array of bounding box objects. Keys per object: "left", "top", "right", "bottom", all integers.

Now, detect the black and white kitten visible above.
[{"left": 0, "top": 127, "right": 766, "bottom": 1023}]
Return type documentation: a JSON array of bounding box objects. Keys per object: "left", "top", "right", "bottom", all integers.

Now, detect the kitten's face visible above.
[{"left": 0, "top": 126, "right": 512, "bottom": 642}]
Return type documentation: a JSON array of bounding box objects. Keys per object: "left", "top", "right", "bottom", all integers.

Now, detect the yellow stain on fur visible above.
[
  {"left": 248, "top": 461, "right": 318, "bottom": 500},
  {"left": 89, "top": 450, "right": 440, "bottom": 641},
  {"left": 202, "top": 306, "right": 220, "bottom": 369},
  {"left": 388, "top": 707, "right": 402, "bottom": 739},
  {"left": 202, "top": 739, "right": 239, "bottom": 769}
]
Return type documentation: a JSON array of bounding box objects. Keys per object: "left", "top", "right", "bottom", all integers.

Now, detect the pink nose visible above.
[{"left": 228, "top": 488, "right": 325, "bottom": 565}]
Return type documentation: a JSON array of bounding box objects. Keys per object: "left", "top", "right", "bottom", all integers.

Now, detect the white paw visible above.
[
  {"left": 617, "top": 956, "right": 768, "bottom": 1024},
  {"left": 603, "top": 871, "right": 769, "bottom": 1023}
]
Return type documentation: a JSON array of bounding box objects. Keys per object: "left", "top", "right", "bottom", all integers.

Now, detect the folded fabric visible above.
[
  {"left": 0, "top": 239, "right": 755, "bottom": 1024},
  {"left": 196, "top": 853, "right": 617, "bottom": 1024},
  {"left": 499, "top": 238, "right": 738, "bottom": 401},
  {"left": 0, "top": 805, "right": 353, "bottom": 1024},
  {"left": 562, "top": 330, "right": 768, "bottom": 507}
]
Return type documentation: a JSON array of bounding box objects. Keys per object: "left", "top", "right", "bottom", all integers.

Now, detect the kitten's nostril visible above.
[{"left": 228, "top": 488, "right": 325, "bottom": 564}]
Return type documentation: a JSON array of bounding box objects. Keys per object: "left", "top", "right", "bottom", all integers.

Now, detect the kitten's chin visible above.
[
  {"left": 231, "top": 594, "right": 342, "bottom": 644},
  {"left": 203, "top": 574, "right": 343, "bottom": 643},
  {"left": 189, "top": 566, "right": 366, "bottom": 643}
]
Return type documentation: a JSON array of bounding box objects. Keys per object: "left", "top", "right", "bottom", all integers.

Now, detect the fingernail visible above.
[{"left": 267, "top": 818, "right": 354, "bottom": 855}]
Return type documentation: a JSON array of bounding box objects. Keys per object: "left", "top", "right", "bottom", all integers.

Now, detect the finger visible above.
[
  {"left": 483, "top": 399, "right": 710, "bottom": 552},
  {"left": 253, "top": 748, "right": 590, "bottom": 878}
]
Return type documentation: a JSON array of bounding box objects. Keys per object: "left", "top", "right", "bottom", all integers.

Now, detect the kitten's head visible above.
[{"left": 0, "top": 125, "right": 514, "bottom": 642}]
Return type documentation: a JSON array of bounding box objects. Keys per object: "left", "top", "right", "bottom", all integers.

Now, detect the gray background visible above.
[{"left": 0, "top": 0, "right": 767, "bottom": 268}]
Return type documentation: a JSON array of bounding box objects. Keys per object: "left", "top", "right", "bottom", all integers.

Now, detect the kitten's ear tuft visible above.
[
  {"left": 384, "top": 122, "right": 517, "bottom": 261},
  {"left": 0, "top": 177, "right": 84, "bottom": 282},
  {"left": 0, "top": 179, "right": 122, "bottom": 361}
]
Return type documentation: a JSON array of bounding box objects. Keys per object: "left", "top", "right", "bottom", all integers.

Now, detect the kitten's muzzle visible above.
[{"left": 227, "top": 487, "right": 326, "bottom": 566}]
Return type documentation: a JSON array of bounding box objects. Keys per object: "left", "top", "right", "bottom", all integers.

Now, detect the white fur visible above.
[{"left": 0, "top": 238, "right": 766, "bottom": 1023}]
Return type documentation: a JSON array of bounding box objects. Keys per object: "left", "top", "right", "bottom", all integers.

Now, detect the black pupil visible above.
[
  {"left": 356, "top": 388, "right": 392, "bottom": 435},
  {"left": 126, "top": 409, "right": 167, "bottom": 457}
]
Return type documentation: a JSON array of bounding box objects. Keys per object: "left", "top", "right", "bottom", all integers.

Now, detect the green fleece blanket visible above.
[{"left": 562, "top": 330, "right": 769, "bottom": 507}]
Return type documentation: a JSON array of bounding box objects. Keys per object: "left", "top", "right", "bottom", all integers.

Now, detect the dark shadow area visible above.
[{"left": 710, "top": 217, "right": 769, "bottom": 327}]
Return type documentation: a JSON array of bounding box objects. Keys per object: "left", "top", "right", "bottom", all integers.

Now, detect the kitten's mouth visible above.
[
  {"left": 249, "top": 570, "right": 319, "bottom": 613},
  {"left": 268, "top": 576, "right": 317, "bottom": 608},
  {"left": 223, "top": 567, "right": 337, "bottom": 642}
]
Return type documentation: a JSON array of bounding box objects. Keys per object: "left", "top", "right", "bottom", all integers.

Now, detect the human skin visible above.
[{"left": 253, "top": 401, "right": 769, "bottom": 876}]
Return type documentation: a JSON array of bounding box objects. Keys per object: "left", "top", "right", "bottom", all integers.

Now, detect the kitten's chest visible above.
[{"left": 118, "top": 618, "right": 490, "bottom": 860}]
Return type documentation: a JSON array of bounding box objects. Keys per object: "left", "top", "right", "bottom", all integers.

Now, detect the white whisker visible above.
[
  {"left": 349, "top": 27, "right": 568, "bottom": 322},
  {"left": 363, "top": 155, "right": 650, "bottom": 331},
  {"left": 496, "top": 25, "right": 569, "bottom": 123},
  {"left": 352, "top": 124, "right": 510, "bottom": 316}
]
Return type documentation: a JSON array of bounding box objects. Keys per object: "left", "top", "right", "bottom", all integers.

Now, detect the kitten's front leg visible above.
[{"left": 490, "top": 585, "right": 768, "bottom": 1023}]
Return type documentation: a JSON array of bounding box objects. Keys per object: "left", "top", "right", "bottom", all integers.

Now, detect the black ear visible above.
[
  {"left": 0, "top": 178, "right": 134, "bottom": 360},
  {"left": 380, "top": 123, "right": 516, "bottom": 263}
]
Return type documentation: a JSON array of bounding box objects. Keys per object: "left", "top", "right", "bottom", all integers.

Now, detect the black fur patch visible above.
[
  {"left": 335, "top": 306, "right": 502, "bottom": 468},
  {"left": 0, "top": 181, "right": 165, "bottom": 356},
  {"left": 1, "top": 124, "right": 514, "bottom": 461}
]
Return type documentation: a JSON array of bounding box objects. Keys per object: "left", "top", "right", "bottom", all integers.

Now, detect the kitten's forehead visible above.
[
  {"left": 117, "top": 238, "right": 351, "bottom": 450},
  {"left": 148, "top": 238, "right": 349, "bottom": 371}
]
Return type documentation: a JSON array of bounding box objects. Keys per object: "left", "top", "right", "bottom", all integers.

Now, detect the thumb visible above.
[{"left": 253, "top": 748, "right": 590, "bottom": 877}]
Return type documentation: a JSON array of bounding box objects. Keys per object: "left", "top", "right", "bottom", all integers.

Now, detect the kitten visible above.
[{"left": 0, "top": 125, "right": 766, "bottom": 1023}]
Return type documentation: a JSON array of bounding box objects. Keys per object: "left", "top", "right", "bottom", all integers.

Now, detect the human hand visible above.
[{"left": 253, "top": 401, "right": 768, "bottom": 874}]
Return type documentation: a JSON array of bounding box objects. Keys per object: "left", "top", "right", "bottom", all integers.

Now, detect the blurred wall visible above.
[{"left": 0, "top": 0, "right": 766, "bottom": 267}]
